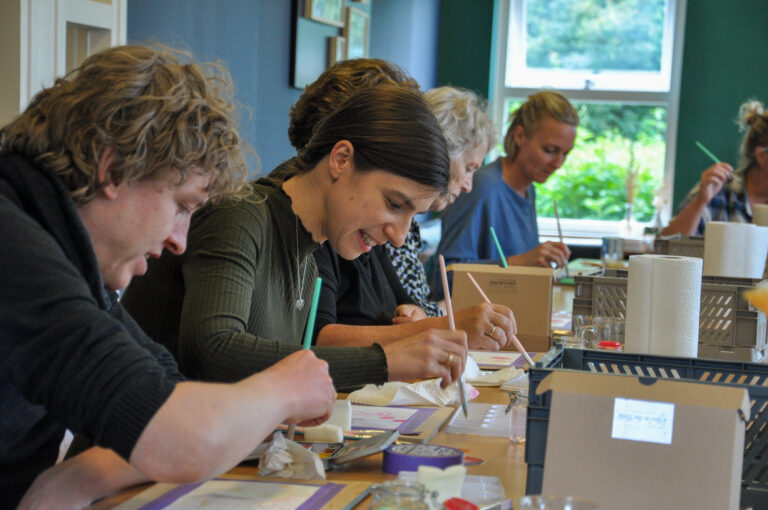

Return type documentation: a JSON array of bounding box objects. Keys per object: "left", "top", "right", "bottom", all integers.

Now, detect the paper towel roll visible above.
[
  {"left": 625, "top": 255, "right": 702, "bottom": 357},
  {"left": 753, "top": 204, "right": 768, "bottom": 227},
  {"left": 703, "top": 221, "right": 768, "bottom": 279}
]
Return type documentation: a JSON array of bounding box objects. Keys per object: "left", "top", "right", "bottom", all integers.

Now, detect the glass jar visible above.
[{"left": 369, "top": 480, "right": 437, "bottom": 510}]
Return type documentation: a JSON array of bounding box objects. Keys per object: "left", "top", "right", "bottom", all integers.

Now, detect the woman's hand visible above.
[
  {"left": 264, "top": 350, "right": 336, "bottom": 426},
  {"left": 696, "top": 162, "right": 734, "bottom": 205},
  {"left": 392, "top": 304, "right": 427, "bottom": 324},
  {"left": 509, "top": 241, "right": 571, "bottom": 268},
  {"left": 382, "top": 329, "right": 468, "bottom": 388},
  {"left": 453, "top": 302, "right": 516, "bottom": 351}
]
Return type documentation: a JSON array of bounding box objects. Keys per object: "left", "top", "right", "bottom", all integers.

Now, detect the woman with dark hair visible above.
[
  {"left": 122, "top": 85, "right": 468, "bottom": 391},
  {"left": 287, "top": 58, "right": 419, "bottom": 150}
]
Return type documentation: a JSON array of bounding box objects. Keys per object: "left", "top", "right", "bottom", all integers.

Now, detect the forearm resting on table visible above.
[
  {"left": 316, "top": 317, "right": 452, "bottom": 347},
  {"left": 661, "top": 197, "right": 707, "bottom": 236},
  {"left": 17, "top": 447, "right": 145, "bottom": 510},
  {"left": 130, "top": 378, "right": 297, "bottom": 483}
]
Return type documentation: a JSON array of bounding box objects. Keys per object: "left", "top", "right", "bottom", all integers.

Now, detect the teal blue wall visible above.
[
  {"left": 673, "top": 0, "right": 768, "bottom": 208},
  {"left": 128, "top": 0, "right": 440, "bottom": 176},
  {"left": 128, "top": 0, "right": 299, "bottom": 175}
]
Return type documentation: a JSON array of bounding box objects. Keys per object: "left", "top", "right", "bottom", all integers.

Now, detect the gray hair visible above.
[
  {"left": 503, "top": 90, "right": 579, "bottom": 161},
  {"left": 423, "top": 87, "right": 496, "bottom": 159}
]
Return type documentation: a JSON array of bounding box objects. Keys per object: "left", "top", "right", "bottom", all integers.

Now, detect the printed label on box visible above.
[{"left": 611, "top": 397, "right": 674, "bottom": 445}]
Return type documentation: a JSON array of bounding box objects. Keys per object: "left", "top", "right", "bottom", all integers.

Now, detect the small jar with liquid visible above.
[{"left": 369, "top": 480, "right": 437, "bottom": 510}]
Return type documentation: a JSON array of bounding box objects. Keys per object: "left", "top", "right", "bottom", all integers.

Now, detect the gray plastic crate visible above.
[
  {"left": 572, "top": 269, "right": 628, "bottom": 320},
  {"left": 525, "top": 347, "right": 768, "bottom": 508},
  {"left": 654, "top": 236, "right": 705, "bottom": 258},
  {"left": 655, "top": 235, "right": 768, "bottom": 279},
  {"left": 572, "top": 271, "right": 767, "bottom": 361}
]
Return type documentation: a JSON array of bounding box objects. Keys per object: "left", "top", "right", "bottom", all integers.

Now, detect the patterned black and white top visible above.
[{"left": 385, "top": 220, "right": 444, "bottom": 317}]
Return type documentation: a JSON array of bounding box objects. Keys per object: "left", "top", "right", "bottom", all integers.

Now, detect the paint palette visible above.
[{"left": 444, "top": 403, "right": 510, "bottom": 437}]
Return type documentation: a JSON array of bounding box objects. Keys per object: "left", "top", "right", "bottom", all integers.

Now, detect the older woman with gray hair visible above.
[{"left": 386, "top": 86, "right": 496, "bottom": 318}]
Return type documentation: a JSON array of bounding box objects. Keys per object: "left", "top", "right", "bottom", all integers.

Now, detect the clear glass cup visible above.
[
  {"left": 571, "top": 315, "right": 624, "bottom": 350},
  {"left": 601, "top": 237, "right": 624, "bottom": 269},
  {"left": 369, "top": 480, "right": 437, "bottom": 510},
  {"left": 592, "top": 317, "right": 625, "bottom": 350},
  {"left": 518, "top": 495, "right": 601, "bottom": 509}
]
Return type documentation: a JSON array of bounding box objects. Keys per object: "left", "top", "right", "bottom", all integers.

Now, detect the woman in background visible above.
[
  {"left": 431, "top": 90, "right": 577, "bottom": 300},
  {"left": 662, "top": 100, "right": 768, "bottom": 236},
  {"left": 122, "top": 85, "right": 469, "bottom": 391},
  {"left": 386, "top": 86, "right": 496, "bottom": 318}
]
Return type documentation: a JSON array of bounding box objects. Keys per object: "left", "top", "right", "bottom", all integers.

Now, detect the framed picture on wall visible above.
[
  {"left": 304, "top": 0, "right": 345, "bottom": 27},
  {"left": 328, "top": 36, "right": 346, "bottom": 66},
  {"left": 343, "top": 7, "right": 369, "bottom": 60}
]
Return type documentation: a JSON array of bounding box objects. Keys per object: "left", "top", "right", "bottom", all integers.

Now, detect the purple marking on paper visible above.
[
  {"left": 137, "top": 479, "right": 344, "bottom": 510},
  {"left": 512, "top": 353, "right": 535, "bottom": 368},
  {"left": 398, "top": 407, "right": 435, "bottom": 434},
  {"left": 139, "top": 483, "right": 201, "bottom": 510},
  {"left": 297, "top": 483, "right": 344, "bottom": 510},
  {"left": 352, "top": 407, "right": 436, "bottom": 434}
]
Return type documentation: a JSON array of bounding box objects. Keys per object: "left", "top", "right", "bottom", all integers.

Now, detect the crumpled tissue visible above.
[
  {"left": 348, "top": 378, "right": 479, "bottom": 407},
  {"left": 257, "top": 431, "right": 325, "bottom": 480},
  {"left": 347, "top": 354, "right": 511, "bottom": 406}
]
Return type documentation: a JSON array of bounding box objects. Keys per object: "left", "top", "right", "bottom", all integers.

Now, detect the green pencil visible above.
[
  {"left": 302, "top": 277, "right": 323, "bottom": 350},
  {"left": 289, "top": 276, "right": 323, "bottom": 441},
  {"left": 490, "top": 226, "right": 509, "bottom": 268},
  {"left": 695, "top": 140, "right": 720, "bottom": 164}
]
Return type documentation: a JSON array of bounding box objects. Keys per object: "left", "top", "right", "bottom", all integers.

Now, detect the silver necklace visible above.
[{"left": 295, "top": 215, "right": 308, "bottom": 310}]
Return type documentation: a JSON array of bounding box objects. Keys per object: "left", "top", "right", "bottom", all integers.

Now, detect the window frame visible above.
[{"left": 490, "top": 0, "right": 688, "bottom": 241}]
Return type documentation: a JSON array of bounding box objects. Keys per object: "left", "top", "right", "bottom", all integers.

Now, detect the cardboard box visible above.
[
  {"left": 448, "top": 263, "right": 554, "bottom": 352},
  {"left": 538, "top": 371, "right": 749, "bottom": 510}
]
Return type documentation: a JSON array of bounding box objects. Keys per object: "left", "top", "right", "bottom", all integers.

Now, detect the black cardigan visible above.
[{"left": 0, "top": 153, "right": 183, "bottom": 509}]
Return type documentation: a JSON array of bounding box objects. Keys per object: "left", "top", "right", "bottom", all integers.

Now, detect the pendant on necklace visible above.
[{"left": 296, "top": 298, "right": 305, "bottom": 310}]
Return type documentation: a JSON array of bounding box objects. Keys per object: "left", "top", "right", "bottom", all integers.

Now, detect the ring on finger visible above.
[
  {"left": 488, "top": 325, "right": 498, "bottom": 338},
  {"left": 445, "top": 352, "right": 454, "bottom": 366}
]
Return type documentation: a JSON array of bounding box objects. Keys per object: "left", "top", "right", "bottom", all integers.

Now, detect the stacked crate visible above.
[
  {"left": 572, "top": 269, "right": 767, "bottom": 362},
  {"left": 525, "top": 347, "right": 768, "bottom": 508}
]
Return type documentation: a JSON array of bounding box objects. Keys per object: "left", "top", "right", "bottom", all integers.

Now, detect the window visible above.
[{"left": 492, "top": 0, "right": 687, "bottom": 242}]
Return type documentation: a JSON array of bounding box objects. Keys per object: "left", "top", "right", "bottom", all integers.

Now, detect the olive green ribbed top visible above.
[{"left": 122, "top": 179, "right": 388, "bottom": 391}]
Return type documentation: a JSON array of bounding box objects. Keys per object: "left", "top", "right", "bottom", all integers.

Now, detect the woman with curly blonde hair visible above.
[
  {"left": 663, "top": 100, "right": 768, "bottom": 235},
  {"left": 2, "top": 45, "right": 336, "bottom": 509}
]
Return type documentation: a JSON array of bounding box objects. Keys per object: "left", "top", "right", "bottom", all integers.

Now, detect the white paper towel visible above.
[
  {"left": 703, "top": 221, "right": 768, "bottom": 279},
  {"left": 625, "top": 255, "right": 702, "bottom": 357},
  {"left": 753, "top": 204, "right": 768, "bottom": 227}
]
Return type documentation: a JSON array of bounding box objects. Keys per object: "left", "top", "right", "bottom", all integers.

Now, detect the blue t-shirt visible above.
[{"left": 430, "top": 158, "right": 539, "bottom": 299}]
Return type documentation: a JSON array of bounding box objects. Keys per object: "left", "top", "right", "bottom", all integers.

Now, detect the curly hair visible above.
[
  {"left": 0, "top": 44, "right": 247, "bottom": 205},
  {"left": 503, "top": 90, "right": 579, "bottom": 162},
  {"left": 423, "top": 86, "right": 495, "bottom": 159},
  {"left": 737, "top": 99, "right": 768, "bottom": 173},
  {"left": 288, "top": 58, "right": 420, "bottom": 150}
]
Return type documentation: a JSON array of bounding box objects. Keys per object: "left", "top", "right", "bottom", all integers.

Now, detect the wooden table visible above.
[{"left": 91, "top": 385, "right": 526, "bottom": 508}]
